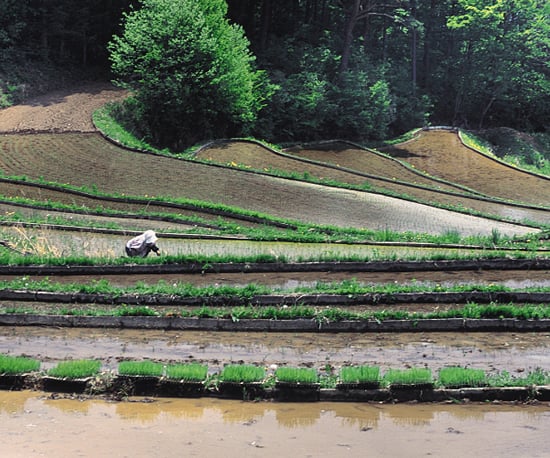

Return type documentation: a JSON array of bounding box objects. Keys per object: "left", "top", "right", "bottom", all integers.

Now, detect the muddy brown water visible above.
[{"left": 1, "top": 391, "right": 549, "bottom": 457}]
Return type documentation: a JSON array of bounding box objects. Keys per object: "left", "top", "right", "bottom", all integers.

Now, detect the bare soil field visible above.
[
  {"left": 0, "top": 84, "right": 546, "bottom": 236},
  {"left": 197, "top": 139, "right": 550, "bottom": 225},
  {"left": 0, "top": 133, "right": 542, "bottom": 236},
  {"left": 0, "top": 82, "right": 128, "bottom": 132},
  {"left": 284, "top": 140, "right": 480, "bottom": 194},
  {"left": 0, "top": 179, "right": 272, "bottom": 232},
  {"left": 381, "top": 130, "right": 550, "bottom": 207}
]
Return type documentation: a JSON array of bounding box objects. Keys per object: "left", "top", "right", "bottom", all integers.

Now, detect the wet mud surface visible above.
[
  {"left": 1, "top": 391, "right": 550, "bottom": 457},
  {"left": 2, "top": 327, "right": 549, "bottom": 375},
  {"left": 5, "top": 268, "right": 548, "bottom": 289}
]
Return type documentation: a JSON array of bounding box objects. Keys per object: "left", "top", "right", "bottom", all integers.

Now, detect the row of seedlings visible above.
[{"left": 0, "top": 355, "right": 548, "bottom": 401}]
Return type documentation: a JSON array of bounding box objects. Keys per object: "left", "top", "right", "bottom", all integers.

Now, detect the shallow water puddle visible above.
[{"left": 1, "top": 391, "right": 549, "bottom": 457}]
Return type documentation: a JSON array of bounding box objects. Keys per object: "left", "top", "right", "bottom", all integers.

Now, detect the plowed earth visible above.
[
  {"left": 0, "top": 134, "right": 541, "bottom": 236},
  {"left": 198, "top": 140, "right": 550, "bottom": 224},
  {"left": 380, "top": 130, "right": 550, "bottom": 207}
]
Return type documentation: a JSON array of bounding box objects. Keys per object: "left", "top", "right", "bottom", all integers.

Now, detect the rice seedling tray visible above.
[
  {"left": 157, "top": 379, "right": 205, "bottom": 398},
  {"left": 41, "top": 376, "right": 91, "bottom": 394},
  {"left": 217, "top": 381, "right": 266, "bottom": 400}
]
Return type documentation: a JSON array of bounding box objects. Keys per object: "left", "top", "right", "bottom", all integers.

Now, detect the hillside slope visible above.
[
  {"left": 0, "top": 133, "right": 537, "bottom": 237},
  {"left": 380, "top": 130, "right": 550, "bottom": 207},
  {"left": 0, "top": 85, "right": 541, "bottom": 238}
]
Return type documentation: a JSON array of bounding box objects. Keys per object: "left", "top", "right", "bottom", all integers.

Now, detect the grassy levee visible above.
[
  {"left": 380, "top": 129, "right": 550, "bottom": 207},
  {"left": 0, "top": 133, "right": 545, "bottom": 237}
]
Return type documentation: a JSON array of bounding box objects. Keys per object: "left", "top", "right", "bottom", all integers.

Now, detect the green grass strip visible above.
[
  {"left": 165, "top": 363, "right": 207, "bottom": 381},
  {"left": 339, "top": 365, "right": 380, "bottom": 384},
  {"left": 1, "top": 277, "right": 548, "bottom": 298},
  {"left": 384, "top": 368, "right": 433, "bottom": 386},
  {"left": 438, "top": 366, "right": 486, "bottom": 388}
]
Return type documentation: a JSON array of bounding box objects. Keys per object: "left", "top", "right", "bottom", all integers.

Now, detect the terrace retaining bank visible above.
[
  {"left": 2, "top": 373, "right": 550, "bottom": 403},
  {"left": 0, "top": 258, "right": 548, "bottom": 275},
  {"left": 2, "top": 314, "right": 550, "bottom": 332},
  {"left": 0, "top": 290, "right": 548, "bottom": 306}
]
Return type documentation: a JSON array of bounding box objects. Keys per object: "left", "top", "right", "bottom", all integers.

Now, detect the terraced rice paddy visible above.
[
  {"left": 197, "top": 137, "right": 550, "bottom": 225},
  {"left": 0, "top": 85, "right": 549, "bottom": 408},
  {"left": 380, "top": 129, "right": 550, "bottom": 207},
  {"left": 0, "top": 132, "right": 546, "bottom": 236}
]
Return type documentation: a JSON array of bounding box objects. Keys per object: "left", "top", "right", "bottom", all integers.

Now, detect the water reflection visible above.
[
  {"left": 3, "top": 391, "right": 549, "bottom": 427},
  {"left": 3, "top": 392, "right": 550, "bottom": 457}
]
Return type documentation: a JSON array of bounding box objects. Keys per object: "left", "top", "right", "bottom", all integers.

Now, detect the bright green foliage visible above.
[
  {"left": 108, "top": 0, "right": 270, "bottom": 148},
  {"left": 446, "top": 0, "right": 550, "bottom": 129},
  {"left": 220, "top": 364, "right": 265, "bottom": 383},
  {"left": 48, "top": 360, "right": 101, "bottom": 379},
  {"left": 275, "top": 366, "right": 318, "bottom": 384},
  {"left": 384, "top": 367, "right": 433, "bottom": 386},
  {"left": 438, "top": 366, "right": 486, "bottom": 387},
  {"left": 118, "top": 360, "right": 164, "bottom": 376},
  {"left": 0, "top": 354, "right": 40, "bottom": 374},
  {"left": 486, "top": 368, "right": 550, "bottom": 387},
  {"left": 165, "top": 363, "right": 208, "bottom": 381},
  {"left": 339, "top": 365, "right": 380, "bottom": 384}
]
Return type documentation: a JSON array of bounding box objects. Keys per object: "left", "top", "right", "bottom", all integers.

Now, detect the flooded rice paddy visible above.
[
  {"left": 0, "top": 225, "right": 531, "bottom": 261},
  {"left": 1, "top": 391, "right": 550, "bottom": 457},
  {"left": 2, "top": 327, "right": 550, "bottom": 376},
  {"left": 8, "top": 268, "right": 549, "bottom": 290}
]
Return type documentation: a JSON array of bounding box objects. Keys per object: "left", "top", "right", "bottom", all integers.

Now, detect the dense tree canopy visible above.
[
  {"left": 1, "top": 0, "right": 548, "bottom": 144},
  {"left": 108, "top": 0, "right": 269, "bottom": 147}
]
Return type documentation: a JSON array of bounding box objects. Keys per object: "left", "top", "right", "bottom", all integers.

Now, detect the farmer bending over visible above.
[{"left": 125, "top": 230, "right": 160, "bottom": 257}]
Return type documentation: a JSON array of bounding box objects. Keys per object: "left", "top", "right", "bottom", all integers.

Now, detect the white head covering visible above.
[{"left": 142, "top": 230, "right": 158, "bottom": 244}]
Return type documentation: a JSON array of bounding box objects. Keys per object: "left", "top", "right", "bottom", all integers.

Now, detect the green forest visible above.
[{"left": 0, "top": 0, "right": 549, "bottom": 149}]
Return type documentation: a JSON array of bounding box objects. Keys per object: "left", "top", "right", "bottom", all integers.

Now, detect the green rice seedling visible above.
[
  {"left": 275, "top": 366, "right": 318, "bottom": 384},
  {"left": 165, "top": 363, "right": 208, "bottom": 382},
  {"left": 118, "top": 360, "right": 164, "bottom": 377},
  {"left": 0, "top": 354, "right": 40, "bottom": 374},
  {"left": 486, "top": 368, "right": 550, "bottom": 387},
  {"left": 47, "top": 359, "right": 101, "bottom": 379},
  {"left": 219, "top": 364, "right": 265, "bottom": 383},
  {"left": 438, "top": 367, "right": 486, "bottom": 388},
  {"left": 339, "top": 365, "right": 380, "bottom": 384},
  {"left": 384, "top": 368, "right": 433, "bottom": 387}
]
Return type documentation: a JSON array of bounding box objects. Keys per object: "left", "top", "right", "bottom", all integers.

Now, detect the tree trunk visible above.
[
  {"left": 478, "top": 95, "right": 496, "bottom": 129},
  {"left": 339, "top": 0, "right": 361, "bottom": 77}
]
